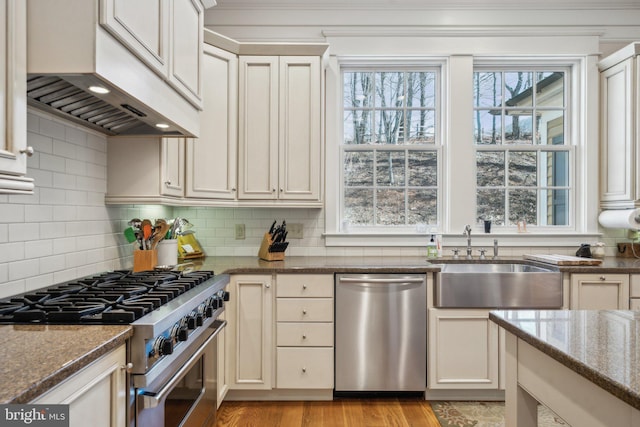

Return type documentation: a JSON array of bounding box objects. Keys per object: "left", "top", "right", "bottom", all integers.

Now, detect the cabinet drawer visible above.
[
  {"left": 277, "top": 322, "right": 333, "bottom": 347},
  {"left": 276, "top": 347, "right": 333, "bottom": 389},
  {"left": 277, "top": 275, "right": 334, "bottom": 298},
  {"left": 277, "top": 299, "right": 333, "bottom": 322}
]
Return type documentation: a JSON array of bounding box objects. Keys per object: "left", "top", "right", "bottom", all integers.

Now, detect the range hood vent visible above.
[{"left": 27, "top": 75, "right": 186, "bottom": 136}]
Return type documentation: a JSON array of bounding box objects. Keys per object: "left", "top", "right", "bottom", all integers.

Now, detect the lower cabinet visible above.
[
  {"left": 275, "top": 274, "right": 334, "bottom": 389},
  {"left": 226, "top": 274, "right": 274, "bottom": 390},
  {"left": 570, "top": 274, "right": 630, "bottom": 309},
  {"left": 225, "top": 273, "right": 334, "bottom": 395},
  {"left": 216, "top": 311, "right": 228, "bottom": 407},
  {"left": 32, "top": 344, "right": 127, "bottom": 427},
  {"left": 428, "top": 308, "right": 499, "bottom": 390}
]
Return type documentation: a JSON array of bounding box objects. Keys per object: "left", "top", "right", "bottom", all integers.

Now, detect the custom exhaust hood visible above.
[
  {"left": 26, "top": 74, "right": 184, "bottom": 136},
  {"left": 26, "top": 0, "right": 202, "bottom": 138}
]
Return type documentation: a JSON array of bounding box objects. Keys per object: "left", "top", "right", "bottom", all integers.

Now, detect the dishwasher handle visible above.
[{"left": 338, "top": 276, "right": 425, "bottom": 286}]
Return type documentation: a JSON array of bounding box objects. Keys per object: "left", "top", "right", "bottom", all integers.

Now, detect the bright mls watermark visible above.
[{"left": 0, "top": 405, "right": 69, "bottom": 426}]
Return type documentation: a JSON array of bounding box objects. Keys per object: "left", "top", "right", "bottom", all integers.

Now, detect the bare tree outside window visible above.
[{"left": 342, "top": 69, "right": 438, "bottom": 228}]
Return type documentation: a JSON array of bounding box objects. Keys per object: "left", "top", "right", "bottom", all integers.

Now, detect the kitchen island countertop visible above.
[
  {"left": 490, "top": 309, "right": 640, "bottom": 411},
  {"left": 0, "top": 324, "right": 132, "bottom": 403}
]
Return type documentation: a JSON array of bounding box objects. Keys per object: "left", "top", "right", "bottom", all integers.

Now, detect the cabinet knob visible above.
[
  {"left": 164, "top": 180, "right": 172, "bottom": 186},
  {"left": 272, "top": 188, "right": 276, "bottom": 193},
  {"left": 302, "top": 284, "right": 307, "bottom": 290},
  {"left": 280, "top": 188, "right": 283, "bottom": 192},
  {"left": 121, "top": 362, "right": 133, "bottom": 373},
  {"left": 302, "top": 334, "right": 307, "bottom": 339},
  {"left": 302, "top": 309, "right": 307, "bottom": 315},
  {"left": 600, "top": 276, "right": 606, "bottom": 281},
  {"left": 265, "top": 283, "right": 270, "bottom": 288},
  {"left": 231, "top": 188, "right": 236, "bottom": 192},
  {"left": 20, "top": 146, "right": 34, "bottom": 157},
  {"left": 302, "top": 367, "right": 307, "bottom": 373}
]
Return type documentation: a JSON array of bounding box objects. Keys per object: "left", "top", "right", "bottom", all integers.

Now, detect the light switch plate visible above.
[
  {"left": 288, "top": 223, "right": 303, "bottom": 239},
  {"left": 235, "top": 224, "right": 245, "bottom": 240}
]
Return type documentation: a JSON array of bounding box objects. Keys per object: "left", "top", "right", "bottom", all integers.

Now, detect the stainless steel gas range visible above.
[{"left": 0, "top": 269, "right": 229, "bottom": 427}]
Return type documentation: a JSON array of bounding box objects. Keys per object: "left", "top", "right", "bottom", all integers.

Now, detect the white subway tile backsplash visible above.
[
  {"left": 39, "top": 188, "right": 67, "bottom": 205},
  {"left": 38, "top": 119, "right": 65, "bottom": 140},
  {"left": 40, "top": 254, "right": 67, "bottom": 274},
  {"left": 9, "top": 223, "right": 40, "bottom": 242},
  {"left": 53, "top": 237, "right": 77, "bottom": 254},
  {"left": 25, "top": 204, "right": 53, "bottom": 223},
  {"left": 9, "top": 259, "right": 40, "bottom": 281},
  {"left": 25, "top": 240, "right": 53, "bottom": 259},
  {"left": 0, "top": 204, "right": 25, "bottom": 223},
  {"left": 28, "top": 131, "right": 53, "bottom": 154},
  {"left": 39, "top": 153, "right": 66, "bottom": 173}
]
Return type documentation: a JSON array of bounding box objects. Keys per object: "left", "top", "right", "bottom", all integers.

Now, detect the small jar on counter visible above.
[{"left": 592, "top": 242, "right": 606, "bottom": 259}]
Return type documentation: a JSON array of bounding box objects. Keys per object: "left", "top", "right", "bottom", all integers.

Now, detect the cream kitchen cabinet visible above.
[
  {"left": 428, "top": 308, "right": 499, "bottom": 390},
  {"left": 226, "top": 275, "right": 274, "bottom": 390},
  {"left": 216, "top": 311, "right": 228, "bottom": 408},
  {"left": 106, "top": 136, "right": 185, "bottom": 203},
  {"left": 275, "top": 274, "right": 334, "bottom": 389},
  {"left": 598, "top": 42, "right": 640, "bottom": 209},
  {"left": 0, "top": 0, "right": 33, "bottom": 194},
  {"left": 570, "top": 273, "right": 630, "bottom": 309},
  {"left": 32, "top": 344, "right": 127, "bottom": 427},
  {"left": 628, "top": 275, "right": 640, "bottom": 310},
  {"left": 100, "top": 0, "right": 204, "bottom": 109},
  {"left": 238, "top": 56, "right": 322, "bottom": 204},
  {"left": 185, "top": 42, "right": 238, "bottom": 201}
]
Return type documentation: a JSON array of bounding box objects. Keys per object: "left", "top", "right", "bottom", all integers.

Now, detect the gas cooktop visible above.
[{"left": 0, "top": 270, "right": 215, "bottom": 324}]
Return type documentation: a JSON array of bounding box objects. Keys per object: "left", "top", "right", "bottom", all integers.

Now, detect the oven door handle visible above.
[{"left": 140, "top": 319, "right": 226, "bottom": 409}]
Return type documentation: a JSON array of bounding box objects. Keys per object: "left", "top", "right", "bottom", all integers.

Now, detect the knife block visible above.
[
  {"left": 133, "top": 249, "right": 157, "bottom": 272},
  {"left": 258, "top": 233, "right": 285, "bottom": 261}
]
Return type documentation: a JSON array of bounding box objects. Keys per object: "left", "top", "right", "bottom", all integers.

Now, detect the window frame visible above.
[
  {"left": 472, "top": 62, "right": 577, "bottom": 233},
  {"left": 338, "top": 61, "right": 445, "bottom": 234}
]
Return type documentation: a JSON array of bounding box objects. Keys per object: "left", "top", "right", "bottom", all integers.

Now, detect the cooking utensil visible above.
[{"left": 141, "top": 219, "right": 153, "bottom": 250}]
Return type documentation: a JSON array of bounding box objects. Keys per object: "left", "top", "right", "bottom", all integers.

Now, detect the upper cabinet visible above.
[
  {"left": 0, "top": 0, "right": 33, "bottom": 194},
  {"left": 185, "top": 43, "right": 238, "bottom": 200},
  {"left": 598, "top": 42, "right": 640, "bottom": 209},
  {"left": 238, "top": 56, "right": 322, "bottom": 204}
]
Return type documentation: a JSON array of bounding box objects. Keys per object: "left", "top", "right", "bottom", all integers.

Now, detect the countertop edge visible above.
[
  {"left": 489, "top": 312, "right": 640, "bottom": 411},
  {"left": 9, "top": 326, "right": 133, "bottom": 404}
]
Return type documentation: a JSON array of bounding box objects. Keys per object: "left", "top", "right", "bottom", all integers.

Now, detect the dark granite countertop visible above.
[
  {"left": 490, "top": 310, "right": 640, "bottom": 411},
  {"left": 0, "top": 324, "right": 132, "bottom": 403},
  {"left": 181, "top": 255, "right": 640, "bottom": 275}
]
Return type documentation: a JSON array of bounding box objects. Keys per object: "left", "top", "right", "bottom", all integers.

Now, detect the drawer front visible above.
[
  {"left": 631, "top": 298, "right": 640, "bottom": 310},
  {"left": 276, "top": 347, "right": 334, "bottom": 389},
  {"left": 277, "top": 322, "right": 334, "bottom": 347},
  {"left": 277, "top": 275, "right": 334, "bottom": 298},
  {"left": 631, "top": 275, "right": 640, "bottom": 297},
  {"left": 277, "top": 298, "right": 333, "bottom": 322}
]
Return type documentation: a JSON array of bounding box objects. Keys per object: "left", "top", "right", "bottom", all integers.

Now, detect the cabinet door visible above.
[
  {"left": 600, "top": 57, "right": 636, "bottom": 208},
  {"left": 428, "top": 308, "right": 499, "bottom": 389},
  {"left": 216, "top": 311, "right": 228, "bottom": 408},
  {"left": 238, "top": 56, "right": 279, "bottom": 200},
  {"left": 227, "top": 275, "right": 273, "bottom": 390},
  {"left": 32, "top": 345, "right": 127, "bottom": 427},
  {"left": 161, "top": 137, "right": 185, "bottom": 197},
  {"left": 100, "top": 0, "right": 170, "bottom": 76},
  {"left": 570, "top": 274, "right": 630, "bottom": 309},
  {"left": 0, "top": 0, "right": 32, "bottom": 193},
  {"left": 278, "top": 56, "right": 321, "bottom": 201},
  {"left": 186, "top": 44, "right": 238, "bottom": 199},
  {"left": 168, "top": 0, "right": 203, "bottom": 108}
]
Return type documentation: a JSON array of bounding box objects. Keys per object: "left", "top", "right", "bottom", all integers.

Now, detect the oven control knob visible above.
[
  {"left": 161, "top": 338, "right": 174, "bottom": 355},
  {"left": 153, "top": 336, "right": 173, "bottom": 356},
  {"left": 178, "top": 326, "right": 189, "bottom": 342},
  {"left": 187, "top": 313, "right": 197, "bottom": 330},
  {"left": 222, "top": 291, "right": 230, "bottom": 302},
  {"left": 205, "top": 305, "right": 214, "bottom": 318}
]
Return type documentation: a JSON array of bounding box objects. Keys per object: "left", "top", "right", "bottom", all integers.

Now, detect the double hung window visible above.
[{"left": 341, "top": 68, "right": 440, "bottom": 230}]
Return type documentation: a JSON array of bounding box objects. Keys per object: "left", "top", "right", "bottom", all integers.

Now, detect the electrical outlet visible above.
[
  {"left": 627, "top": 229, "right": 640, "bottom": 241},
  {"left": 288, "top": 223, "right": 303, "bottom": 239},
  {"left": 235, "top": 224, "right": 245, "bottom": 240}
]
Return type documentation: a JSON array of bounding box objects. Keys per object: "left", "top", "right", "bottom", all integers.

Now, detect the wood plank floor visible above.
[{"left": 215, "top": 398, "right": 442, "bottom": 427}]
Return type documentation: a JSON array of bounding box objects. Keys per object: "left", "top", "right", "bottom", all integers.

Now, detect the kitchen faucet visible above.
[{"left": 463, "top": 224, "right": 472, "bottom": 259}]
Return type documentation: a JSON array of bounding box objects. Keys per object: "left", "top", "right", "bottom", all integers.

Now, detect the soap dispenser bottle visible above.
[{"left": 427, "top": 234, "right": 438, "bottom": 259}]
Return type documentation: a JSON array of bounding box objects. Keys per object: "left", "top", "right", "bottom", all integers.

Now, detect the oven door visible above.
[{"left": 136, "top": 320, "right": 226, "bottom": 427}]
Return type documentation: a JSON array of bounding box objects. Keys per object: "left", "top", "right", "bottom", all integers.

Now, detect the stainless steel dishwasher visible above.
[{"left": 335, "top": 274, "right": 427, "bottom": 393}]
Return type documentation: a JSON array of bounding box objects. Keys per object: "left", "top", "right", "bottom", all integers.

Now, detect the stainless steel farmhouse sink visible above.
[{"left": 435, "top": 262, "right": 563, "bottom": 308}]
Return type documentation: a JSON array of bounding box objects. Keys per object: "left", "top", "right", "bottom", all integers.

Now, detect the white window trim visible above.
[{"left": 324, "top": 52, "right": 601, "bottom": 247}]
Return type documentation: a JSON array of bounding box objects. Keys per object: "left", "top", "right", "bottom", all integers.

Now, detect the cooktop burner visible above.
[{"left": 0, "top": 270, "right": 215, "bottom": 324}]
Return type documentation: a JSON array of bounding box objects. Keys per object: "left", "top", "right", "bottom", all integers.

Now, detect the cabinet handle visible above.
[
  {"left": 280, "top": 188, "right": 283, "bottom": 192},
  {"left": 302, "top": 334, "right": 307, "bottom": 339},
  {"left": 302, "top": 284, "right": 307, "bottom": 290},
  {"left": 20, "top": 146, "right": 34, "bottom": 157},
  {"left": 302, "top": 367, "right": 306, "bottom": 373},
  {"left": 164, "top": 180, "right": 172, "bottom": 186},
  {"left": 121, "top": 362, "right": 133, "bottom": 373},
  {"left": 302, "top": 309, "right": 307, "bottom": 315},
  {"left": 272, "top": 188, "right": 276, "bottom": 193},
  {"left": 265, "top": 283, "right": 270, "bottom": 288},
  {"left": 231, "top": 188, "right": 236, "bottom": 192},
  {"left": 600, "top": 276, "right": 606, "bottom": 281}
]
